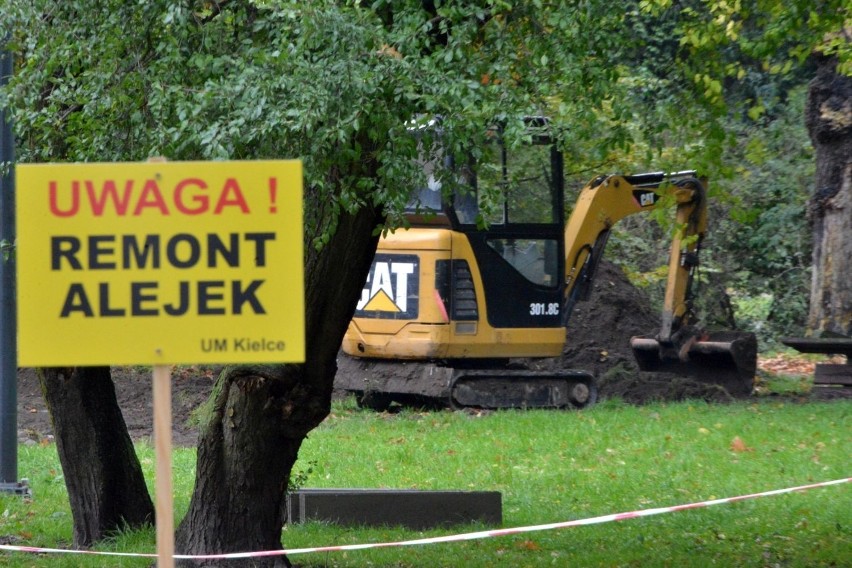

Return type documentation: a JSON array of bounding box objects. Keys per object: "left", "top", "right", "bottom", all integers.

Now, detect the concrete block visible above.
[{"left": 286, "top": 489, "right": 502, "bottom": 530}]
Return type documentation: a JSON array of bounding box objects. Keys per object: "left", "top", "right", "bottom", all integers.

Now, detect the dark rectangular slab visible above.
[
  {"left": 286, "top": 489, "right": 502, "bottom": 529},
  {"left": 815, "top": 363, "right": 852, "bottom": 385},
  {"left": 781, "top": 337, "right": 852, "bottom": 357}
]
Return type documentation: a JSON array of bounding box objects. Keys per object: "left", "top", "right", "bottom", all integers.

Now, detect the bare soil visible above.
[
  {"left": 13, "top": 261, "right": 846, "bottom": 447},
  {"left": 16, "top": 365, "right": 218, "bottom": 447}
]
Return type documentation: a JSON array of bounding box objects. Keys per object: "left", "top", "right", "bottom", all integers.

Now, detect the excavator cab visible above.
[
  {"left": 349, "top": 119, "right": 571, "bottom": 363},
  {"left": 445, "top": 125, "right": 567, "bottom": 338}
]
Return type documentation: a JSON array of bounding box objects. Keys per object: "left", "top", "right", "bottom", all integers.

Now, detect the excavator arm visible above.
[
  {"left": 562, "top": 171, "right": 757, "bottom": 395},
  {"left": 562, "top": 171, "right": 704, "bottom": 329}
]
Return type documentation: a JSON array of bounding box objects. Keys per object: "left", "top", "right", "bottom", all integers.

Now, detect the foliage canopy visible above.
[
  {"left": 3, "top": 1, "right": 847, "bottom": 202},
  {"left": 1, "top": 0, "right": 848, "bottom": 333}
]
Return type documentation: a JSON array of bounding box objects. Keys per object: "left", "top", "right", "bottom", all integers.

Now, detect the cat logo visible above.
[
  {"left": 355, "top": 254, "right": 419, "bottom": 319},
  {"left": 634, "top": 190, "right": 659, "bottom": 208}
]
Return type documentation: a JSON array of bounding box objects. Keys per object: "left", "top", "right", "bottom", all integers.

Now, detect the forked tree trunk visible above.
[
  {"left": 805, "top": 53, "right": 852, "bottom": 336},
  {"left": 175, "top": 202, "right": 382, "bottom": 566},
  {"left": 38, "top": 366, "right": 154, "bottom": 548}
]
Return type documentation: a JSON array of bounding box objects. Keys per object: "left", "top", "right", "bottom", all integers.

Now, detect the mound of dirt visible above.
[
  {"left": 537, "top": 259, "right": 658, "bottom": 376},
  {"left": 520, "top": 260, "right": 736, "bottom": 404}
]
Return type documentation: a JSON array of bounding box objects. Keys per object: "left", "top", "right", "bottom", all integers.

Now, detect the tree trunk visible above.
[
  {"left": 175, "top": 202, "right": 382, "bottom": 566},
  {"left": 805, "top": 54, "right": 852, "bottom": 336},
  {"left": 38, "top": 367, "right": 154, "bottom": 548}
]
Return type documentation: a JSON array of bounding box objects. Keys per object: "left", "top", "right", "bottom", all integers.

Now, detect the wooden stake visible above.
[
  {"left": 153, "top": 364, "right": 174, "bottom": 568},
  {"left": 147, "top": 157, "right": 174, "bottom": 567}
]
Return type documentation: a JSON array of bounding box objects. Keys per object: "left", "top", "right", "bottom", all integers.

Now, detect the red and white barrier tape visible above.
[{"left": 1, "top": 477, "right": 848, "bottom": 561}]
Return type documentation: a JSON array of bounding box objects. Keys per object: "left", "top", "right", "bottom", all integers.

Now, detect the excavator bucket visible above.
[{"left": 630, "top": 331, "right": 758, "bottom": 396}]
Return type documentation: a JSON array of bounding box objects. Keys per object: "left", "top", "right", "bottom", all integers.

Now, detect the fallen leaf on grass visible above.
[
  {"left": 730, "top": 436, "right": 753, "bottom": 452},
  {"left": 517, "top": 540, "right": 541, "bottom": 551}
]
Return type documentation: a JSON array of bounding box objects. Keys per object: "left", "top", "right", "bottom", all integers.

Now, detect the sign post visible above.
[
  {"left": 153, "top": 364, "right": 174, "bottom": 566},
  {"left": 145, "top": 157, "right": 176, "bottom": 567},
  {"left": 16, "top": 160, "right": 305, "bottom": 565}
]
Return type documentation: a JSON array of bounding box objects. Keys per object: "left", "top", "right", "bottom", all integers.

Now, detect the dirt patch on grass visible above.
[{"left": 16, "top": 365, "right": 216, "bottom": 447}]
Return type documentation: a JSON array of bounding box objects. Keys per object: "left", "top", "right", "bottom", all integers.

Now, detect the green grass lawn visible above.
[{"left": 0, "top": 397, "right": 849, "bottom": 567}]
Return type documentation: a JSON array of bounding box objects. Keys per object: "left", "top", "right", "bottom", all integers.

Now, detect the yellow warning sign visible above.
[{"left": 16, "top": 160, "right": 304, "bottom": 366}]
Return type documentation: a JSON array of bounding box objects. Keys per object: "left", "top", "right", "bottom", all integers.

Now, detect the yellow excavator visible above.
[{"left": 336, "top": 121, "right": 757, "bottom": 410}]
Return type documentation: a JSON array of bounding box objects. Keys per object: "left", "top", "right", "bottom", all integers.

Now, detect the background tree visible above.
[
  {"left": 652, "top": 0, "right": 851, "bottom": 337},
  {"left": 38, "top": 367, "right": 154, "bottom": 547},
  {"left": 805, "top": 48, "right": 851, "bottom": 336},
  {"left": 1, "top": 0, "right": 849, "bottom": 562},
  {"left": 607, "top": 1, "right": 850, "bottom": 343}
]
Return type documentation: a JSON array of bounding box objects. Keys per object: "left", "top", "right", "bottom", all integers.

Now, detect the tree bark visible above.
[
  {"left": 805, "top": 54, "right": 852, "bottom": 336},
  {"left": 38, "top": 367, "right": 154, "bottom": 548},
  {"left": 175, "top": 201, "right": 382, "bottom": 566}
]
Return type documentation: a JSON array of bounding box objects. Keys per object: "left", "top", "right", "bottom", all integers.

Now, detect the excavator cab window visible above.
[
  {"left": 485, "top": 237, "right": 559, "bottom": 288},
  {"left": 403, "top": 142, "right": 451, "bottom": 226},
  {"left": 474, "top": 142, "right": 558, "bottom": 225},
  {"left": 444, "top": 132, "right": 563, "bottom": 291},
  {"left": 439, "top": 117, "right": 560, "bottom": 227},
  {"left": 398, "top": 118, "right": 566, "bottom": 328}
]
